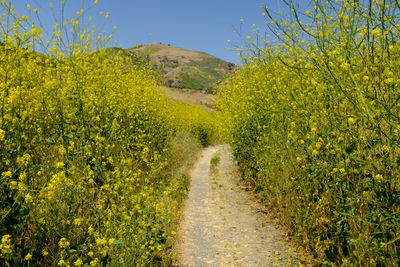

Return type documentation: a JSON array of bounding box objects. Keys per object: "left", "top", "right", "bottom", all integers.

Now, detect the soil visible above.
[{"left": 174, "top": 145, "right": 303, "bottom": 266}]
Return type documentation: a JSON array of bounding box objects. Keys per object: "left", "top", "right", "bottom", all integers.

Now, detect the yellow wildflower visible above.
[
  {"left": 2, "top": 171, "right": 12, "bottom": 178},
  {"left": 348, "top": 117, "right": 356, "bottom": 125},
  {"left": 90, "top": 258, "right": 99, "bottom": 266},
  {"left": 55, "top": 162, "right": 65, "bottom": 168},
  {"left": 19, "top": 172, "right": 27, "bottom": 181},
  {"left": 374, "top": 174, "right": 384, "bottom": 181},
  {"left": 1, "top": 235, "right": 12, "bottom": 254},
  {"left": 0, "top": 129, "right": 5, "bottom": 141},
  {"left": 74, "top": 258, "right": 83, "bottom": 266},
  {"left": 58, "top": 237, "right": 70, "bottom": 248},
  {"left": 25, "top": 253, "right": 32, "bottom": 261},
  {"left": 24, "top": 194, "right": 33, "bottom": 203},
  {"left": 371, "top": 28, "right": 381, "bottom": 37},
  {"left": 340, "top": 62, "right": 350, "bottom": 71},
  {"left": 95, "top": 238, "right": 107, "bottom": 246}
]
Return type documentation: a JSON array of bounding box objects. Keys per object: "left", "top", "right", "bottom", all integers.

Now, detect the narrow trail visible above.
[{"left": 175, "top": 145, "right": 302, "bottom": 267}]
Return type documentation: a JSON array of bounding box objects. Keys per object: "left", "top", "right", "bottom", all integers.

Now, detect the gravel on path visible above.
[{"left": 175, "top": 145, "right": 302, "bottom": 267}]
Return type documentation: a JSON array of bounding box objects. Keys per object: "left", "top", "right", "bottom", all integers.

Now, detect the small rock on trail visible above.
[{"left": 175, "top": 145, "right": 302, "bottom": 266}]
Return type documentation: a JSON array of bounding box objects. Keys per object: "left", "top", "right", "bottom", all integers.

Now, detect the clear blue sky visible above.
[{"left": 11, "top": 0, "right": 288, "bottom": 64}]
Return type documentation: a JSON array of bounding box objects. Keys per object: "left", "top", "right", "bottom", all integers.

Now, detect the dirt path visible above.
[{"left": 175, "top": 145, "right": 302, "bottom": 267}]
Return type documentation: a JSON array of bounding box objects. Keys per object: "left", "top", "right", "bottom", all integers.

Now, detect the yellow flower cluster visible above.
[{"left": 0, "top": 235, "right": 13, "bottom": 256}]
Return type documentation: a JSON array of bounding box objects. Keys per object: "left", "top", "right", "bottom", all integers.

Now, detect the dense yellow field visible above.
[
  {"left": 0, "top": 2, "right": 222, "bottom": 265},
  {"left": 218, "top": 0, "right": 400, "bottom": 265}
]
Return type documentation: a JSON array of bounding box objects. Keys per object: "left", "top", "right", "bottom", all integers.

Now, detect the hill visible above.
[{"left": 127, "top": 43, "right": 238, "bottom": 91}]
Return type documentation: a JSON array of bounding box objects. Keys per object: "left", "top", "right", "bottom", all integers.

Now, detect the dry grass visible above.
[
  {"left": 130, "top": 43, "right": 203, "bottom": 64},
  {"left": 163, "top": 87, "right": 216, "bottom": 110}
]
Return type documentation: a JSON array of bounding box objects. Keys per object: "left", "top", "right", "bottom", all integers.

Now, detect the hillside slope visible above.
[{"left": 127, "top": 43, "right": 237, "bottom": 90}]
